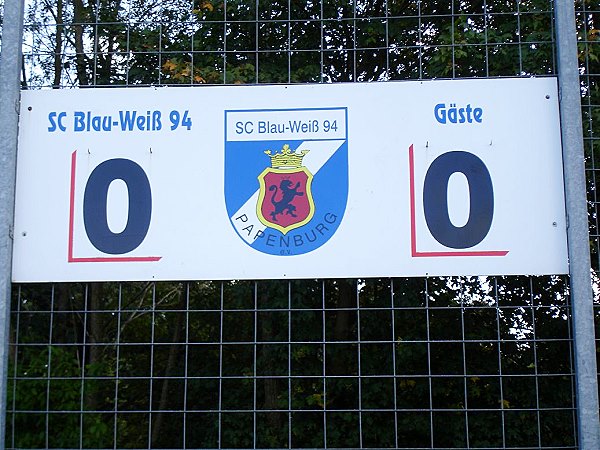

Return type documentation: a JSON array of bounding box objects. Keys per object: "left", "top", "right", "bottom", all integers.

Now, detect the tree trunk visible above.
[
  {"left": 73, "top": 0, "right": 89, "bottom": 85},
  {"left": 21, "top": 55, "right": 28, "bottom": 89},
  {"left": 84, "top": 282, "right": 104, "bottom": 411},
  {"left": 333, "top": 279, "right": 355, "bottom": 342},
  {"left": 151, "top": 289, "right": 185, "bottom": 446},
  {"left": 53, "top": 0, "right": 63, "bottom": 88},
  {"left": 259, "top": 290, "right": 285, "bottom": 434}
]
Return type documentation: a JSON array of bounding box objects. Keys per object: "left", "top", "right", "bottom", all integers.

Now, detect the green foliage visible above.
[
  {"left": 8, "top": 276, "right": 579, "bottom": 448},
  {"left": 24, "top": 0, "right": 563, "bottom": 86}
]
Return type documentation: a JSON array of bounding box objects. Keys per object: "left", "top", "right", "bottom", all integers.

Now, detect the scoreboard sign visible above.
[{"left": 12, "top": 78, "right": 568, "bottom": 282}]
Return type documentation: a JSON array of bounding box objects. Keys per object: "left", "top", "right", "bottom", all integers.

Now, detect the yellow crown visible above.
[{"left": 265, "top": 144, "right": 309, "bottom": 169}]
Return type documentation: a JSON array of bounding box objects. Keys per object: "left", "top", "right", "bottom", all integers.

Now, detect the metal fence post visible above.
[
  {"left": 554, "top": 0, "right": 600, "bottom": 448},
  {"left": 0, "top": 0, "right": 25, "bottom": 447}
]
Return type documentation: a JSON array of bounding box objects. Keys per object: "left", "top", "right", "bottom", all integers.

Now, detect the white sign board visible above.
[{"left": 13, "top": 78, "right": 568, "bottom": 282}]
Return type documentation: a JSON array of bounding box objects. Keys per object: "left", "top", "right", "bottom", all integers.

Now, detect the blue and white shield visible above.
[{"left": 225, "top": 108, "right": 348, "bottom": 256}]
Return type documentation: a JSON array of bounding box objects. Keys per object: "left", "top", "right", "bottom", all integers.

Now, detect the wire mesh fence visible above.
[
  {"left": 20, "top": 0, "right": 558, "bottom": 88},
  {"left": 8, "top": 277, "right": 578, "bottom": 449},
  {"left": 3, "top": 0, "right": 600, "bottom": 448}
]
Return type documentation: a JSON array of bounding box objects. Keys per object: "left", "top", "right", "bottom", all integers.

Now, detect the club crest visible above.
[
  {"left": 225, "top": 107, "right": 348, "bottom": 256},
  {"left": 257, "top": 145, "right": 315, "bottom": 234}
]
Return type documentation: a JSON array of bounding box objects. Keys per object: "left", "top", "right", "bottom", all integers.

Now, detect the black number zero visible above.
[
  {"left": 423, "top": 151, "right": 494, "bottom": 249},
  {"left": 83, "top": 158, "right": 152, "bottom": 254}
]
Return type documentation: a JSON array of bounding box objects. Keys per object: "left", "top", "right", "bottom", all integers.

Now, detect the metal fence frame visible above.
[
  {"left": 555, "top": 0, "right": 600, "bottom": 447},
  {"left": 0, "top": 0, "right": 26, "bottom": 446}
]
